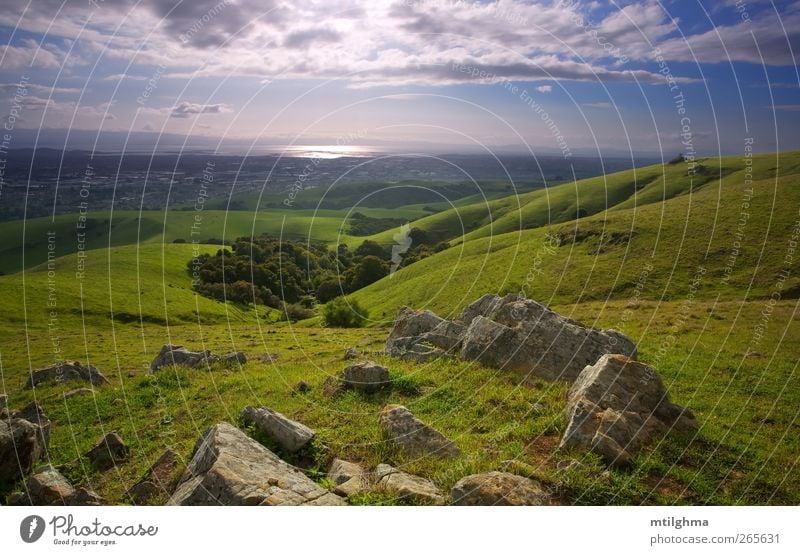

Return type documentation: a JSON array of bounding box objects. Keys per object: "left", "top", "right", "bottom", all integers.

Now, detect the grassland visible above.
[{"left": 0, "top": 151, "right": 798, "bottom": 505}]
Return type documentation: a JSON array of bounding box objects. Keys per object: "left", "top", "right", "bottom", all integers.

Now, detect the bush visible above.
[
  {"left": 281, "top": 302, "right": 316, "bottom": 322},
  {"left": 322, "top": 297, "right": 369, "bottom": 328}
]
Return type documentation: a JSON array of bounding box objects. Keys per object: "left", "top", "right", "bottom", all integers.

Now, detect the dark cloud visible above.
[{"left": 283, "top": 28, "right": 343, "bottom": 49}]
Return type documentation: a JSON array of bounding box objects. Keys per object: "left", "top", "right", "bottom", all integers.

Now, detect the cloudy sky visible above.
[{"left": 0, "top": 0, "right": 798, "bottom": 156}]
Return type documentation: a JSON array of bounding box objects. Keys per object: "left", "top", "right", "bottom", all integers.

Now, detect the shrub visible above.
[{"left": 322, "top": 297, "right": 368, "bottom": 327}]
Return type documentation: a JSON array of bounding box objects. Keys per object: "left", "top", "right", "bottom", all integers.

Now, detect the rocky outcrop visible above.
[
  {"left": 451, "top": 471, "right": 552, "bottom": 505},
  {"left": 375, "top": 464, "right": 444, "bottom": 505},
  {"left": 328, "top": 459, "right": 367, "bottom": 497},
  {"left": 559, "top": 354, "right": 698, "bottom": 466},
  {"left": 168, "top": 422, "right": 344, "bottom": 505},
  {"left": 241, "top": 406, "right": 315, "bottom": 453},
  {"left": 378, "top": 404, "right": 460, "bottom": 458},
  {"left": 25, "top": 361, "right": 109, "bottom": 389},
  {"left": 385, "top": 293, "right": 637, "bottom": 381},
  {"left": 341, "top": 361, "right": 390, "bottom": 393},
  {"left": 86, "top": 432, "right": 129, "bottom": 470},
  {"left": 127, "top": 448, "right": 179, "bottom": 504},
  {"left": 149, "top": 344, "right": 219, "bottom": 372},
  {"left": 0, "top": 420, "right": 47, "bottom": 484}
]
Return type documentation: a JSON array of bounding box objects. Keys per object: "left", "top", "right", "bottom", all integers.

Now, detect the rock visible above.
[
  {"left": 241, "top": 406, "right": 315, "bottom": 453},
  {"left": 257, "top": 353, "right": 280, "bottom": 363},
  {"left": 378, "top": 404, "right": 460, "bottom": 458},
  {"left": 559, "top": 354, "right": 698, "bottom": 466},
  {"left": 17, "top": 403, "right": 51, "bottom": 446},
  {"left": 222, "top": 352, "right": 247, "bottom": 365},
  {"left": 0, "top": 394, "right": 6, "bottom": 410},
  {"left": 292, "top": 381, "right": 311, "bottom": 395},
  {"left": 71, "top": 487, "right": 106, "bottom": 505},
  {"left": 63, "top": 388, "right": 93, "bottom": 398},
  {"left": 149, "top": 344, "right": 219, "bottom": 372},
  {"left": 341, "top": 361, "right": 390, "bottom": 393},
  {"left": 385, "top": 293, "right": 637, "bottom": 381},
  {"left": 385, "top": 307, "right": 444, "bottom": 352},
  {"left": 343, "top": 347, "right": 359, "bottom": 360},
  {"left": 557, "top": 459, "right": 584, "bottom": 471},
  {"left": 451, "top": 471, "right": 552, "bottom": 505},
  {"left": 24, "top": 465, "right": 76, "bottom": 505},
  {"left": 127, "top": 448, "right": 179, "bottom": 504},
  {"left": 25, "top": 361, "right": 109, "bottom": 389},
  {"left": 168, "top": 422, "right": 344, "bottom": 505},
  {"left": 328, "top": 459, "right": 367, "bottom": 497},
  {"left": 0, "top": 417, "right": 48, "bottom": 484},
  {"left": 374, "top": 464, "right": 444, "bottom": 505},
  {"left": 127, "top": 371, "right": 136, "bottom": 378},
  {"left": 86, "top": 432, "right": 129, "bottom": 470}
]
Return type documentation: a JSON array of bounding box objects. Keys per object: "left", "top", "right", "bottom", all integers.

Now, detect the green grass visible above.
[{"left": 0, "top": 151, "right": 798, "bottom": 505}]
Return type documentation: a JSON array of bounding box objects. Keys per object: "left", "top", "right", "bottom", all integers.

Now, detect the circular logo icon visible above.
[{"left": 20, "top": 515, "right": 45, "bottom": 543}]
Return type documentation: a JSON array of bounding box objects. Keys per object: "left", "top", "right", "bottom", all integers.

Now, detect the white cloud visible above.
[{"left": 535, "top": 85, "right": 553, "bottom": 93}]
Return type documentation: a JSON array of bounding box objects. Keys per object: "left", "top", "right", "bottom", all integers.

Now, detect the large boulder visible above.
[
  {"left": 168, "top": 422, "right": 344, "bottom": 505},
  {"left": 341, "top": 361, "right": 390, "bottom": 393},
  {"left": 149, "top": 344, "right": 219, "bottom": 372},
  {"left": 0, "top": 418, "right": 48, "bottom": 484},
  {"left": 378, "top": 405, "right": 460, "bottom": 458},
  {"left": 374, "top": 463, "right": 444, "bottom": 505},
  {"left": 451, "top": 471, "right": 552, "bottom": 505},
  {"left": 25, "top": 361, "right": 109, "bottom": 389},
  {"left": 385, "top": 293, "right": 637, "bottom": 381},
  {"left": 16, "top": 403, "right": 52, "bottom": 446},
  {"left": 86, "top": 432, "right": 129, "bottom": 470},
  {"left": 15, "top": 465, "right": 105, "bottom": 506},
  {"left": 240, "top": 406, "right": 315, "bottom": 453},
  {"left": 559, "top": 354, "right": 698, "bottom": 466},
  {"left": 328, "top": 459, "right": 368, "bottom": 497}
]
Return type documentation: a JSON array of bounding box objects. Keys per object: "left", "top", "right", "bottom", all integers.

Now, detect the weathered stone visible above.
[
  {"left": 24, "top": 465, "right": 76, "bottom": 505},
  {"left": 127, "top": 448, "right": 179, "bottom": 504},
  {"left": 341, "top": 361, "right": 390, "bottom": 393},
  {"left": 343, "top": 347, "right": 359, "bottom": 360},
  {"left": 25, "top": 361, "right": 109, "bottom": 389},
  {"left": 0, "top": 418, "right": 47, "bottom": 484},
  {"left": 241, "top": 406, "right": 315, "bottom": 453},
  {"left": 375, "top": 463, "right": 444, "bottom": 505},
  {"left": 222, "top": 352, "right": 247, "bottom": 365},
  {"left": 63, "top": 388, "right": 93, "bottom": 398},
  {"left": 168, "top": 422, "right": 344, "bottom": 505},
  {"left": 451, "top": 471, "right": 552, "bottom": 505},
  {"left": 17, "top": 403, "right": 51, "bottom": 446},
  {"left": 385, "top": 293, "right": 637, "bottom": 382},
  {"left": 378, "top": 404, "right": 460, "bottom": 458},
  {"left": 149, "top": 344, "right": 220, "bottom": 372},
  {"left": 71, "top": 487, "right": 106, "bottom": 505},
  {"left": 385, "top": 307, "right": 443, "bottom": 352},
  {"left": 86, "top": 432, "right": 129, "bottom": 470},
  {"left": 328, "top": 459, "right": 367, "bottom": 497},
  {"left": 559, "top": 354, "right": 698, "bottom": 466}
]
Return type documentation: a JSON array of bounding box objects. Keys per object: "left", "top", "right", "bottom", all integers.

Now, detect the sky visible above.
[{"left": 0, "top": 0, "right": 798, "bottom": 157}]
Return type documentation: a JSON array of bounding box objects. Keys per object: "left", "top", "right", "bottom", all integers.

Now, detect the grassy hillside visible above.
[{"left": 0, "top": 151, "right": 797, "bottom": 506}]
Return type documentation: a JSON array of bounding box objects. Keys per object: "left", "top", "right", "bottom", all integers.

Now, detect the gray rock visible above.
[
  {"left": 149, "top": 344, "right": 220, "bottom": 372},
  {"left": 25, "top": 361, "right": 109, "bottom": 389},
  {"left": 17, "top": 402, "right": 51, "bottom": 446},
  {"left": 341, "top": 361, "right": 390, "bottom": 393},
  {"left": 451, "top": 471, "right": 552, "bottom": 505},
  {"left": 168, "top": 422, "right": 344, "bottom": 505},
  {"left": 0, "top": 416, "right": 48, "bottom": 484},
  {"left": 23, "top": 465, "right": 76, "bottom": 505},
  {"left": 86, "top": 432, "right": 129, "bottom": 470},
  {"left": 328, "top": 459, "right": 367, "bottom": 497},
  {"left": 385, "top": 293, "right": 637, "bottom": 382},
  {"left": 559, "top": 354, "right": 698, "bottom": 466},
  {"left": 241, "top": 406, "right": 315, "bottom": 453},
  {"left": 385, "top": 307, "right": 443, "bottom": 352},
  {"left": 127, "top": 448, "right": 179, "bottom": 504},
  {"left": 375, "top": 463, "right": 444, "bottom": 505},
  {"left": 63, "top": 388, "right": 93, "bottom": 398},
  {"left": 378, "top": 404, "right": 460, "bottom": 458},
  {"left": 343, "top": 347, "right": 359, "bottom": 360},
  {"left": 222, "top": 352, "right": 247, "bottom": 365},
  {"left": 0, "top": 394, "right": 6, "bottom": 410}
]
